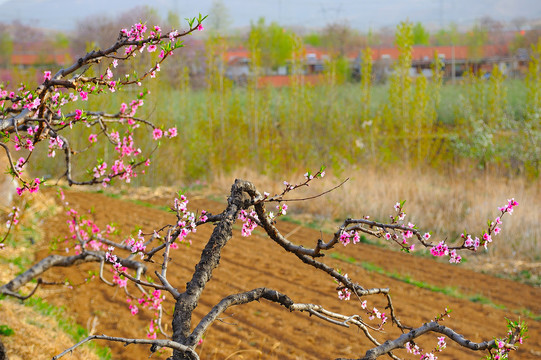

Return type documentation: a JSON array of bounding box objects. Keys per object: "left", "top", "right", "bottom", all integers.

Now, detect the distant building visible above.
[
  {"left": 364, "top": 44, "right": 512, "bottom": 80},
  {"left": 8, "top": 42, "right": 71, "bottom": 69},
  {"left": 223, "top": 43, "right": 519, "bottom": 87}
]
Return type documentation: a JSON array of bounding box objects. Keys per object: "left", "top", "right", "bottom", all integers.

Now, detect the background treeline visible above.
[{"left": 1, "top": 6, "right": 540, "bottom": 184}]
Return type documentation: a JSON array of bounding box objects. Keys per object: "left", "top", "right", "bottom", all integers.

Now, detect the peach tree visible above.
[{"left": 0, "top": 15, "right": 527, "bottom": 360}]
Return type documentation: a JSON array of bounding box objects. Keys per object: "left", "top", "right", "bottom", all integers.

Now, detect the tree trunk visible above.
[
  {"left": 170, "top": 180, "right": 254, "bottom": 360},
  {"left": 0, "top": 338, "right": 8, "bottom": 360}
]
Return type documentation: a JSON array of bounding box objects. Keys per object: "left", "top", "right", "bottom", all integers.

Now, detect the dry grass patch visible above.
[
  {"left": 206, "top": 166, "right": 541, "bottom": 283},
  {"left": 0, "top": 299, "right": 99, "bottom": 360}
]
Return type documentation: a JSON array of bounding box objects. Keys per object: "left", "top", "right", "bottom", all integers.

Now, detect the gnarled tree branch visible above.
[{"left": 0, "top": 251, "right": 145, "bottom": 297}]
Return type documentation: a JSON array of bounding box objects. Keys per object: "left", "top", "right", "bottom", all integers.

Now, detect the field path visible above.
[{"left": 36, "top": 190, "right": 540, "bottom": 360}]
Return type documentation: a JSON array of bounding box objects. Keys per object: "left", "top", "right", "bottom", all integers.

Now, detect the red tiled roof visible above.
[
  {"left": 11, "top": 53, "right": 70, "bottom": 66},
  {"left": 369, "top": 45, "right": 509, "bottom": 61},
  {"left": 224, "top": 47, "right": 250, "bottom": 62},
  {"left": 225, "top": 44, "right": 510, "bottom": 64}
]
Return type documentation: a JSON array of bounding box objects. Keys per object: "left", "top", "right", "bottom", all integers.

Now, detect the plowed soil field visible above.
[{"left": 33, "top": 190, "right": 540, "bottom": 360}]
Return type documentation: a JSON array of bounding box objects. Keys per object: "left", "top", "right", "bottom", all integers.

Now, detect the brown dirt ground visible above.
[{"left": 10, "top": 189, "right": 541, "bottom": 360}]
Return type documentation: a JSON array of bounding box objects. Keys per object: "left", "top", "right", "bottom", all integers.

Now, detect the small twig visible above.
[
  {"left": 99, "top": 258, "right": 114, "bottom": 286},
  {"left": 155, "top": 272, "right": 180, "bottom": 299},
  {"left": 52, "top": 334, "right": 198, "bottom": 360},
  {"left": 118, "top": 270, "right": 168, "bottom": 292},
  {"left": 134, "top": 266, "right": 148, "bottom": 296},
  {"left": 162, "top": 228, "right": 173, "bottom": 278},
  {"left": 263, "top": 178, "right": 349, "bottom": 203},
  {"left": 156, "top": 306, "right": 171, "bottom": 338}
]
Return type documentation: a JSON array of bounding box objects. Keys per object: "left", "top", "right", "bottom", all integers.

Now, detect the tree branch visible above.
[
  {"left": 51, "top": 334, "right": 198, "bottom": 360},
  {"left": 188, "top": 287, "right": 386, "bottom": 348},
  {"left": 0, "top": 251, "right": 145, "bottom": 297},
  {"left": 351, "top": 320, "right": 515, "bottom": 360}
]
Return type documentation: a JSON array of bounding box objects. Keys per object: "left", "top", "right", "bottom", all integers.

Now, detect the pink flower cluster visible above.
[
  {"left": 64, "top": 212, "right": 105, "bottom": 254},
  {"left": 128, "top": 302, "right": 138, "bottom": 315},
  {"left": 147, "top": 320, "right": 157, "bottom": 339},
  {"left": 111, "top": 159, "right": 134, "bottom": 183},
  {"left": 172, "top": 194, "right": 204, "bottom": 245},
  {"left": 357, "top": 298, "right": 387, "bottom": 328},
  {"left": 112, "top": 265, "right": 128, "bottom": 288},
  {"left": 16, "top": 178, "right": 40, "bottom": 195},
  {"left": 405, "top": 341, "right": 421, "bottom": 355},
  {"left": 406, "top": 336, "right": 447, "bottom": 360},
  {"left": 120, "top": 99, "right": 144, "bottom": 117},
  {"left": 115, "top": 134, "right": 141, "bottom": 157},
  {"left": 121, "top": 22, "right": 148, "bottom": 41},
  {"left": 448, "top": 249, "right": 462, "bottom": 264},
  {"left": 393, "top": 201, "right": 407, "bottom": 221},
  {"left": 499, "top": 198, "right": 518, "bottom": 215},
  {"left": 456, "top": 199, "right": 519, "bottom": 258},
  {"left": 436, "top": 336, "right": 447, "bottom": 351},
  {"left": 266, "top": 203, "right": 290, "bottom": 222},
  {"left": 152, "top": 127, "right": 178, "bottom": 140},
  {"left": 391, "top": 198, "right": 518, "bottom": 264},
  {"left": 389, "top": 202, "right": 415, "bottom": 251},
  {"left": 92, "top": 162, "right": 107, "bottom": 178},
  {"left": 400, "top": 222, "right": 415, "bottom": 246},
  {"left": 430, "top": 241, "right": 449, "bottom": 257},
  {"left": 336, "top": 274, "right": 351, "bottom": 301},
  {"left": 337, "top": 288, "right": 351, "bottom": 300},
  {"left": 105, "top": 246, "right": 125, "bottom": 276},
  {"left": 339, "top": 230, "right": 360, "bottom": 246},
  {"left": 0, "top": 20, "right": 202, "bottom": 197},
  {"left": 368, "top": 307, "right": 387, "bottom": 327},
  {"left": 5, "top": 207, "right": 20, "bottom": 228},
  {"left": 463, "top": 234, "right": 481, "bottom": 250},
  {"left": 125, "top": 230, "right": 147, "bottom": 258},
  {"left": 12, "top": 134, "right": 35, "bottom": 152},
  {"left": 48, "top": 136, "right": 64, "bottom": 158},
  {"left": 14, "top": 157, "right": 25, "bottom": 172},
  {"left": 239, "top": 209, "right": 258, "bottom": 237},
  {"left": 277, "top": 203, "right": 288, "bottom": 216},
  {"left": 126, "top": 289, "right": 164, "bottom": 316},
  {"left": 125, "top": 289, "right": 165, "bottom": 339}
]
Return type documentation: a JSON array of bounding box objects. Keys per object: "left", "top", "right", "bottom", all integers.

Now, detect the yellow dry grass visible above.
[
  {"left": 0, "top": 299, "right": 98, "bottom": 360},
  {"left": 207, "top": 166, "right": 541, "bottom": 277}
]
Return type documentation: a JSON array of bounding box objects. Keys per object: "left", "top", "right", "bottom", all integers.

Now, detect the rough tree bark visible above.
[
  {"left": 0, "top": 338, "right": 7, "bottom": 360},
  {"left": 170, "top": 179, "right": 254, "bottom": 360}
]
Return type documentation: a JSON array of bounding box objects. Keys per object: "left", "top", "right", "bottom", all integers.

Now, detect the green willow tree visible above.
[
  {"left": 249, "top": 18, "right": 296, "bottom": 72},
  {"left": 412, "top": 22, "right": 430, "bottom": 45}
]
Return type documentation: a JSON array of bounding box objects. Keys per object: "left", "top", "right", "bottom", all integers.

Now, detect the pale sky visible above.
[{"left": 0, "top": 0, "right": 540, "bottom": 31}]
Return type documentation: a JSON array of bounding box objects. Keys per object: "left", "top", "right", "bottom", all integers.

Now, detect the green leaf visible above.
[{"left": 0, "top": 324, "right": 14, "bottom": 336}]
